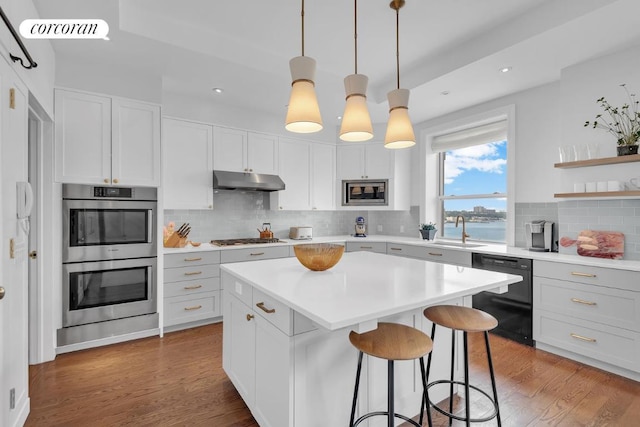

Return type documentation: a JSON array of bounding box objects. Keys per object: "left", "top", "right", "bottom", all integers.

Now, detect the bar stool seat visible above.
[
  {"left": 349, "top": 322, "right": 434, "bottom": 427},
  {"left": 422, "top": 305, "right": 501, "bottom": 427}
]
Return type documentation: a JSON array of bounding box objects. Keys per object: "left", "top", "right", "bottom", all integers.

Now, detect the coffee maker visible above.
[
  {"left": 525, "top": 220, "right": 556, "bottom": 252},
  {"left": 354, "top": 216, "right": 366, "bottom": 237}
]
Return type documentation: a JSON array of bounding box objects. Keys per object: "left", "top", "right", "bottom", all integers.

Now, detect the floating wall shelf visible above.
[
  {"left": 554, "top": 190, "right": 640, "bottom": 199},
  {"left": 554, "top": 154, "right": 640, "bottom": 169}
]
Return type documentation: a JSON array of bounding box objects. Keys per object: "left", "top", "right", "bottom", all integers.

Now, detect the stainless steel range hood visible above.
[{"left": 212, "top": 170, "right": 285, "bottom": 192}]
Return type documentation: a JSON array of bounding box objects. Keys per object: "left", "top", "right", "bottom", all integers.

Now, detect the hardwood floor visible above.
[{"left": 26, "top": 323, "right": 640, "bottom": 426}]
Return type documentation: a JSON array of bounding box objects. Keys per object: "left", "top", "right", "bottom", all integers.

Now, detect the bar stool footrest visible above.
[
  {"left": 426, "top": 379, "right": 499, "bottom": 423},
  {"left": 353, "top": 411, "right": 422, "bottom": 427}
]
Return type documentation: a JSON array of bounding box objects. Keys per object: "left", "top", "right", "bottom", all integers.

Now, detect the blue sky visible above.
[{"left": 442, "top": 140, "right": 507, "bottom": 212}]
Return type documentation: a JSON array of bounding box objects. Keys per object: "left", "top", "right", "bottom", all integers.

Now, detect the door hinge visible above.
[{"left": 9, "top": 88, "right": 15, "bottom": 109}]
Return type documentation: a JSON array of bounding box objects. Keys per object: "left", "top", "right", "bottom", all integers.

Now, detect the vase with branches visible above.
[{"left": 584, "top": 84, "right": 640, "bottom": 155}]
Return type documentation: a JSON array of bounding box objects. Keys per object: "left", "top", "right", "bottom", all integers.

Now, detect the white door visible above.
[
  {"left": 364, "top": 144, "right": 392, "bottom": 179},
  {"left": 311, "top": 143, "right": 335, "bottom": 210},
  {"left": 247, "top": 132, "right": 278, "bottom": 175},
  {"left": 213, "top": 126, "right": 247, "bottom": 172},
  {"left": 336, "top": 145, "right": 365, "bottom": 179},
  {"left": 163, "top": 118, "right": 213, "bottom": 209},
  {"left": 112, "top": 98, "right": 161, "bottom": 186},
  {"left": 1, "top": 58, "right": 30, "bottom": 427},
  {"left": 275, "top": 138, "right": 310, "bottom": 210},
  {"left": 54, "top": 89, "right": 111, "bottom": 184}
]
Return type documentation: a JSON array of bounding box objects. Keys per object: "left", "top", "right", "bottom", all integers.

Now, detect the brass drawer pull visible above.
[
  {"left": 250, "top": 252, "right": 265, "bottom": 256},
  {"left": 360, "top": 246, "right": 373, "bottom": 249},
  {"left": 184, "top": 284, "right": 203, "bottom": 290},
  {"left": 390, "top": 247, "right": 402, "bottom": 251},
  {"left": 571, "top": 271, "right": 596, "bottom": 278},
  {"left": 428, "top": 252, "right": 443, "bottom": 256},
  {"left": 570, "top": 333, "right": 596, "bottom": 343},
  {"left": 184, "top": 271, "right": 202, "bottom": 276},
  {"left": 246, "top": 314, "right": 254, "bottom": 321},
  {"left": 256, "top": 302, "right": 275, "bottom": 314},
  {"left": 571, "top": 297, "right": 597, "bottom": 306},
  {"left": 184, "top": 305, "right": 202, "bottom": 311},
  {"left": 184, "top": 257, "right": 202, "bottom": 262}
]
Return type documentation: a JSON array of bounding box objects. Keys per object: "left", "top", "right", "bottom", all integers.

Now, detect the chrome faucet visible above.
[{"left": 455, "top": 215, "right": 470, "bottom": 244}]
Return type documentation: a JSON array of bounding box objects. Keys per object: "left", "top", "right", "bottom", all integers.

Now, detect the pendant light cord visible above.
[
  {"left": 354, "top": 0, "right": 358, "bottom": 74},
  {"left": 301, "top": 0, "right": 305, "bottom": 56},
  {"left": 395, "top": 4, "right": 400, "bottom": 89}
]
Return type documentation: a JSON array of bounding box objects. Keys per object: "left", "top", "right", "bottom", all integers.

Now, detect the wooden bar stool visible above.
[
  {"left": 349, "top": 322, "right": 434, "bottom": 427},
  {"left": 421, "top": 305, "right": 501, "bottom": 427}
]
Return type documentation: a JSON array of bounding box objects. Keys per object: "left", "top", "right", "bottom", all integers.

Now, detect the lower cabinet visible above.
[
  {"left": 385, "top": 243, "right": 472, "bottom": 266},
  {"left": 163, "top": 251, "right": 221, "bottom": 329},
  {"left": 345, "top": 241, "right": 387, "bottom": 254},
  {"left": 533, "top": 260, "right": 640, "bottom": 380},
  {"left": 222, "top": 270, "right": 464, "bottom": 426}
]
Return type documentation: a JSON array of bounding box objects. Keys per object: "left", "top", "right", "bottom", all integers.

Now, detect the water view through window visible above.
[{"left": 439, "top": 140, "right": 507, "bottom": 243}]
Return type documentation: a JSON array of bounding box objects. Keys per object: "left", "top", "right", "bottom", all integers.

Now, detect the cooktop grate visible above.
[{"left": 210, "top": 238, "right": 282, "bottom": 246}]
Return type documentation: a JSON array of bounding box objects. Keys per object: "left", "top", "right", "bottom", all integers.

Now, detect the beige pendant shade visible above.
[
  {"left": 286, "top": 56, "right": 323, "bottom": 133},
  {"left": 385, "top": 88, "right": 415, "bottom": 148},
  {"left": 340, "top": 74, "right": 373, "bottom": 141}
]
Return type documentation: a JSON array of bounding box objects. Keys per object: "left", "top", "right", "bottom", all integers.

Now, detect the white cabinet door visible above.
[
  {"left": 254, "top": 315, "right": 293, "bottom": 427},
  {"left": 162, "top": 118, "right": 213, "bottom": 209},
  {"left": 213, "top": 126, "right": 247, "bottom": 172},
  {"left": 54, "top": 89, "right": 111, "bottom": 184},
  {"left": 112, "top": 98, "right": 161, "bottom": 186},
  {"left": 311, "top": 143, "right": 335, "bottom": 210},
  {"left": 222, "top": 292, "right": 256, "bottom": 406},
  {"left": 336, "top": 144, "right": 365, "bottom": 180},
  {"left": 275, "top": 138, "right": 311, "bottom": 210},
  {"left": 364, "top": 143, "right": 392, "bottom": 179},
  {"left": 248, "top": 132, "right": 278, "bottom": 175}
]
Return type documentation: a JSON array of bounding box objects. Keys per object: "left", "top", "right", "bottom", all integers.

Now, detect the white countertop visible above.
[
  {"left": 165, "top": 234, "right": 640, "bottom": 272},
  {"left": 220, "top": 251, "right": 523, "bottom": 331}
]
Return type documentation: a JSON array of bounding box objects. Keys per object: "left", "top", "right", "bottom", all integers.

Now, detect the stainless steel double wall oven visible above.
[{"left": 59, "top": 184, "right": 158, "bottom": 346}]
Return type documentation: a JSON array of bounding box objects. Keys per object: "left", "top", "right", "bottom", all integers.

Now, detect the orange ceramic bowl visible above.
[{"left": 293, "top": 243, "right": 345, "bottom": 271}]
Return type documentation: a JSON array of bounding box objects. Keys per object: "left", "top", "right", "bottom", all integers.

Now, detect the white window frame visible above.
[{"left": 420, "top": 105, "right": 516, "bottom": 246}]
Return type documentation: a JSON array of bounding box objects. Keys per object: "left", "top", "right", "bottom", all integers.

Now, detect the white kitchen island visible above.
[{"left": 221, "top": 251, "right": 522, "bottom": 427}]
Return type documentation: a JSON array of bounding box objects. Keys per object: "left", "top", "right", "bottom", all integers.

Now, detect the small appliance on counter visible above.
[
  {"left": 354, "top": 216, "right": 366, "bottom": 237},
  {"left": 525, "top": 220, "right": 556, "bottom": 252},
  {"left": 258, "top": 222, "right": 273, "bottom": 239},
  {"left": 289, "top": 226, "right": 313, "bottom": 240}
]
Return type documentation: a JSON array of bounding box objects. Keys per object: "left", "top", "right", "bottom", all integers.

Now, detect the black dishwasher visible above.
[{"left": 471, "top": 253, "right": 533, "bottom": 346}]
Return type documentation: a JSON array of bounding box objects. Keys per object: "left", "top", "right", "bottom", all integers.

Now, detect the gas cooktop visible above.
[{"left": 210, "top": 238, "right": 282, "bottom": 246}]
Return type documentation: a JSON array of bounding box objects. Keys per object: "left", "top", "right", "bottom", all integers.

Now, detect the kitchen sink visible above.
[{"left": 428, "top": 241, "right": 486, "bottom": 249}]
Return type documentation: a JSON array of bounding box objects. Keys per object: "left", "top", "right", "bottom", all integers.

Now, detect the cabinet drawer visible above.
[
  {"left": 535, "top": 310, "right": 640, "bottom": 373},
  {"left": 252, "top": 288, "right": 292, "bottom": 335},
  {"left": 346, "top": 241, "right": 387, "bottom": 253},
  {"left": 164, "top": 277, "right": 220, "bottom": 298},
  {"left": 535, "top": 277, "right": 640, "bottom": 332},
  {"left": 164, "top": 251, "right": 220, "bottom": 268},
  {"left": 225, "top": 273, "right": 254, "bottom": 308},
  {"left": 164, "top": 264, "right": 220, "bottom": 283},
  {"left": 423, "top": 247, "right": 471, "bottom": 266},
  {"left": 386, "top": 243, "right": 426, "bottom": 259},
  {"left": 221, "top": 246, "right": 290, "bottom": 263},
  {"left": 534, "top": 261, "right": 638, "bottom": 292},
  {"left": 164, "top": 291, "right": 220, "bottom": 326}
]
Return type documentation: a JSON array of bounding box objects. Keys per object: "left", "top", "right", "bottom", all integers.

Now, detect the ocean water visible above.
[{"left": 441, "top": 222, "right": 506, "bottom": 243}]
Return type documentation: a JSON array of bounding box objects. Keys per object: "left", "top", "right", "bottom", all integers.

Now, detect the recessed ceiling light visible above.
[
  {"left": 337, "top": 116, "right": 343, "bottom": 120},
  {"left": 441, "top": 90, "right": 450, "bottom": 96},
  {"left": 500, "top": 67, "right": 512, "bottom": 73},
  {"left": 212, "top": 87, "right": 224, "bottom": 94}
]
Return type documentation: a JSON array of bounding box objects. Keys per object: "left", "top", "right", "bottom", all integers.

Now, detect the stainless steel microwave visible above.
[{"left": 342, "top": 179, "right": 388, "bottom": 206}]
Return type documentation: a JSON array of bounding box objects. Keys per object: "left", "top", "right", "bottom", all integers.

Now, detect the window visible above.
[{"left": 432, "top": 120, "right": 508, "bottom": 243}]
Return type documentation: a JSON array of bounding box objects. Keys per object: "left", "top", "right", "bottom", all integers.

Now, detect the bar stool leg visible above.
[
  {"left": 484, "top": 331, "right": 502, "bottom": 427},
  {"left": 463, "top": 332, "right": 471, "bottom": 427},
  {"left": 387, "top": 360, "right": 395, "bottom": 427},
  {"left": 349, "top": 351, "right": 364, "bottom": 427},
  {"left": 419, "top": 356, "right": 433, "bottom": 427},
  {"left": 420, "top": 323, "right": 437, "bottom": 426},
  {"left": 448, "top": 328, "right": 456, "bottom": 427}
]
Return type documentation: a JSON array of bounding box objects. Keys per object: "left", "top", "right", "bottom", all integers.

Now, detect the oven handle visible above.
[{"left": 148, "top": 209, "right": 154, "bottom": 244}]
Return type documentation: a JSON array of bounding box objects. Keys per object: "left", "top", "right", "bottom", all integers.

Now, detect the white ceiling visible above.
[{"left": 33, "top": 0, "right": 640, "bottom": 131}]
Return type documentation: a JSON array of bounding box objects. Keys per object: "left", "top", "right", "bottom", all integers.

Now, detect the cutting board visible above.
[{"left": 559, "top": 230, "right": 624, "bottom": 259}]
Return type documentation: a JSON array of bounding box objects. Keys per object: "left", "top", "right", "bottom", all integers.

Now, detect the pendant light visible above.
[
  {"left": 384, "top": 0, "right": 415, "bottom": 149},
  {"left": 285, "top": 0, "right": 323, "bottom": 133},
  {"left": 339, "top": 0, "right": 373, "bottom": 142}
]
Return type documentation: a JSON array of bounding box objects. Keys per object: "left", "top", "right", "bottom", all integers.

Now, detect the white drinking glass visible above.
[
  {"left": 586, "top": 143, "right": 600, "bottom": 159},
  {"left": 558, "top": 145, "right": 576, "bottom": 162}
]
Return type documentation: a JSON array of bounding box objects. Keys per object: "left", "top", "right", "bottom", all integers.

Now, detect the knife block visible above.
[{"left": 164, "top": 232, "right": 187, "bottom": 248}]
